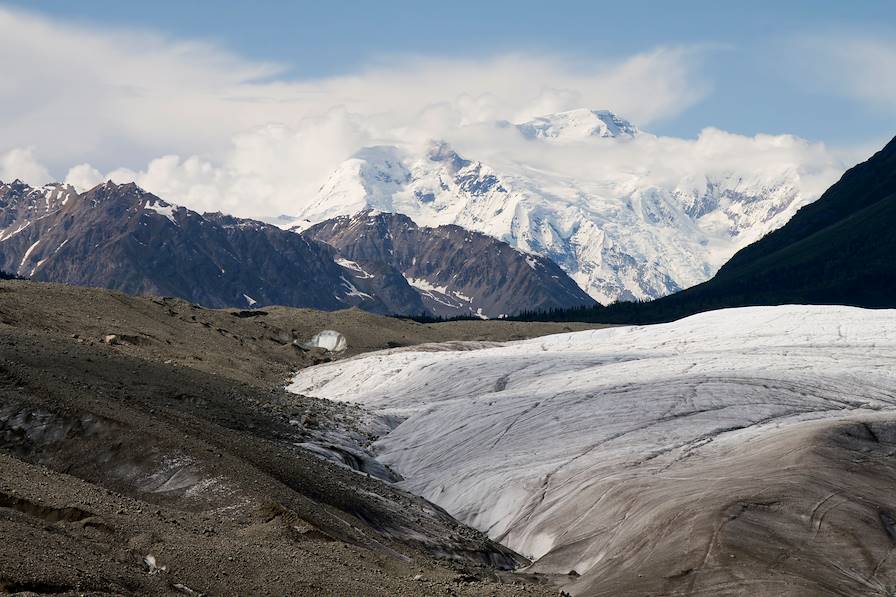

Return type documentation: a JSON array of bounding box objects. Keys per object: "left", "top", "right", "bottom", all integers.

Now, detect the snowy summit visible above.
[
  {"left": 516, "top": 108, "right": 639, "bottom": 141},
  {"left": 289, "top": 110, "right": 813, "bottom": 304}
]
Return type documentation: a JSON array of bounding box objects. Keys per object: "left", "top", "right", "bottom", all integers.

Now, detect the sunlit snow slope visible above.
[
  {"left": 289, "top": 110, "right": 839, "bottom": 304},
  {"left": 291, "top": 306, "right": 896, "bottom": 596}
]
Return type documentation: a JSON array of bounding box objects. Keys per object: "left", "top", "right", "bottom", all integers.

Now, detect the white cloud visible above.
[
  {"left": 0, "top": 7, "right": 864, "bottom": 222},
  {"left": 440, "top": 124, "right": 854, "bottom": 231},
  {"left": 791, "top": 34, "right": 896, "bottom": 112},
  {"left": 0, "top": 6, "right": 706, "bottom": 178},
  {"left": 0, "top": 148, "right": 51, "bottom": 186},
  {"left": 63, "top": 116, "right": 856, "bottom": 222},
  {"left": 63, "top": 163, "right": 104, "bottom": 191},
  {"left": 449, "top": 125, "right": 850, "bottom": 198},
  {"left": 62, "top": 109, "right": 376, "bottom": 216}
]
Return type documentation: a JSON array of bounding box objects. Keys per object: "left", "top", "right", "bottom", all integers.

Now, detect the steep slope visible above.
[
  {"left": 704, "top": 134, "right": 896, "bottom": 305},
  {"left": 290, "top": 305, "right": 896, "bottom": 596},
  {"left": 289, "top": 110, "right": 820, "bottom": 303},
  {"left": 305, "top": 211, "right": 595, "bottom": 318},
  {"left": 0, "top": 180, "right": 79, "bottom": 236},
  {"left": 0, "top": 180, "right": 593, "bottom": 318},
  {"left": 0, "top": 180, "right": 427, "bottom": 313},
  {"left": 534, "top": 135, "right": 896, "bottom": 324}
]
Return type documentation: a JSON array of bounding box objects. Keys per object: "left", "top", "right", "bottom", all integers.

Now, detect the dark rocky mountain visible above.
[
  {"left": 704, "top": 134, "right": 896, "bottom": 303},
  {"left": 0, "top": 180, "right": 421, "bottom": 313},
  {"left": 513, "top": 135, "right": 896, "bottom": 324},
  {"left": 0, "top": 180, "right": 592, "bottom": 317},
  {"left": 304, "top": 211, "right": 596, "bottom": 318}
]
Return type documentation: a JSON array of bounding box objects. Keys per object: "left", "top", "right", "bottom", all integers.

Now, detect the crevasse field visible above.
[{"left": 289, "top": 306, "right": 896, "bottom": 595}]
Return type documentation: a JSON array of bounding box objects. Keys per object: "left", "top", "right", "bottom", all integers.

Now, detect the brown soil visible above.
[{"left": 0, "top": 280, "right": 603, "bottom": 390}]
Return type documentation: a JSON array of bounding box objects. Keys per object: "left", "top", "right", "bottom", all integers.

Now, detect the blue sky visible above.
[{"left": 6, "top": 0, "right": 895, "bottom": 144}]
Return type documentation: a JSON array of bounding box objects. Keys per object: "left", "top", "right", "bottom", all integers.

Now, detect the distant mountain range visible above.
[
  {"left": 516, "top": 135, "right": 896, "bottom": 323},
  {"left": 289, "top": 109, "right": 816, "bottom": 304},
  {"left": 0, "top": 180, "right": 381, "bottom": 311},
  {"left": 0, "top": 108, "right": 859, "bottom": 320},
  {"left": 0, "top": 180, "right": 593, "bottom": 317}
]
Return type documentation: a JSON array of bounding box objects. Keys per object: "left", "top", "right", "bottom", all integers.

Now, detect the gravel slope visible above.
[{"left": 0, "top": 280, "right": 601, "bottom": 596}]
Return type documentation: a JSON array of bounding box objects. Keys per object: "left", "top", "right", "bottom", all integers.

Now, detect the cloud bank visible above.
[
  {"left": 0, "top": 7, "right": 870, "bottom": 219},
  {"left": 0, "top": 7, "right": 703, "bottom": 163}
]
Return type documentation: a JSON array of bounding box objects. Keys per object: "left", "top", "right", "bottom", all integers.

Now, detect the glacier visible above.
[{"left": 290, "top": 306, "right": 896, "bottom": 595}]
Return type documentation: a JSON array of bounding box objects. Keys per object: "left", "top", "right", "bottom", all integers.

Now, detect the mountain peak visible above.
[
  {"left": 0, "top": 179, "right": 34, "bottom": 193},
  {"left": 76, "top": 181, "right": 187, "bottom": 224},
  {"left": 425, "top": 140, "right": 472, "bottom": 171},
  {"left": 516, "top": 108, "right": 638, "bottom": 141},
  {"left": 93, "top": 180, "right": 146, "bottom": 193},
  {"left": 0, "top": 180, "right": 79, "bottom": 215}
]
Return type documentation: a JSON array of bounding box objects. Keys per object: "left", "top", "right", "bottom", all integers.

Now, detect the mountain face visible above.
[
  {"left": 524, "top": 135, "right": 896, "bottom": 324},
  {"left": 289, "top": 110, "right": 812, "bottom": 304},
  {"left": 658, "top": 134, "right": 896, "bottom": 313},
  {"left": 304, "top": 211, "right": 595, "bottom": 318},
  {"left": 0, "top": 180, "right": 425, "bottom": 312},
  {"left": 0, "top": 180, "right": 587, "bottom": 317}
]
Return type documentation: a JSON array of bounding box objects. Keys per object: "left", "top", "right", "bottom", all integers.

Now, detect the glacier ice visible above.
[{"left": 289, "top": 306, "right": 896, "bottom": 590}]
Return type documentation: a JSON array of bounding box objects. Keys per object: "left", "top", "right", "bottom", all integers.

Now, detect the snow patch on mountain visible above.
[
  {"left": 144, "top": 198, "right": 179, "bottom": 224},
  {"left": 402, "top": 274, "right": 471, "bottom": 309},
  {"left": 335, "top": 257, "right": 374, "bottom": 279},
  {"left": 18, "top": 239, "right": 40, "bottom": 273},
  {"left": 339, "top": 276, "right": 373, "bottom": 301}
]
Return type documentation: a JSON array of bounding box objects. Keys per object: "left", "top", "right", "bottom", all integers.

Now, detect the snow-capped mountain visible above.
[
  {"left": 515, "top": 108, "right": 639, "bottom": 141},
  {"left": 290, "top": 110, "right": 816, "bottom": 304},
  {"left": 585, "top": 134, "right": 896, "bottom": 323},
  {"left": 0, "top": 180, "right": 79, "bottom": 242}
]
